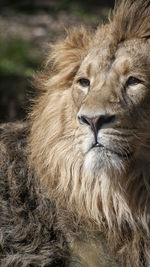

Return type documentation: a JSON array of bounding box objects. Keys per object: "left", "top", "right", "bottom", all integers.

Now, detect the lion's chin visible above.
[{"left": 83, "top": 146, "right": 128, "bottom": 174}]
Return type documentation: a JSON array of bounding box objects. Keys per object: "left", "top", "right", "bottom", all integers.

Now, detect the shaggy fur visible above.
[{"left": 0, "top": 0, "right": 150, "bottom": 266}]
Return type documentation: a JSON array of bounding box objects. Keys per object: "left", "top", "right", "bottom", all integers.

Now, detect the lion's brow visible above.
[{"left": 86, "top": 63, "right": 92, "bottom": 78}]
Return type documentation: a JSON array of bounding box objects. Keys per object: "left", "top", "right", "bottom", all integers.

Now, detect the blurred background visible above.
[{"left": 0, "top": 0, "right": 114, "bottom": 122}]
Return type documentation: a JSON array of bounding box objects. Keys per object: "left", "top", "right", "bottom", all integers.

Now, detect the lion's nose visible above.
[{"left": 78, "top": 114, "right": 116, "bottom": 133}]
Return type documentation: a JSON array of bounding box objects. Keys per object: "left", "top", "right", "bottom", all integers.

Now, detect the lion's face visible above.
[{"left": 71, "top": 39, "right": 150, "bottom": 174}]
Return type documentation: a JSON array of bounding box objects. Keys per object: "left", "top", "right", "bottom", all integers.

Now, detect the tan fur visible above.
[{"left": 29, "top": 1, "right": 150, "bottom": 266}]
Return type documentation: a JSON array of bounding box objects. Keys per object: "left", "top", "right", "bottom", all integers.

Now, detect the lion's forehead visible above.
[{"left": 81, "top": 39, "right": 149, "bottom": 85}]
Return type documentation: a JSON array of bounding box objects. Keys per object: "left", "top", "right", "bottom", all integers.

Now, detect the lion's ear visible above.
[{"left": 44, "top": 27, "right": 92, "bottom": 87}]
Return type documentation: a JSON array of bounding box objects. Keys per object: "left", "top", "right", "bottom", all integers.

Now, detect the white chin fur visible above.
[{"left": 83, "top": 147, "right": 125, "bottom": 174}]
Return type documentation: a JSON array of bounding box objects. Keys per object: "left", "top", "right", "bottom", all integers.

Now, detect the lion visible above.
[{"left": 0, "top": 0, "right": 150, "bottom": 266}]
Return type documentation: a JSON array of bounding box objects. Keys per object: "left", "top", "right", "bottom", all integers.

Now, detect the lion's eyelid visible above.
[{"left": 125, "top": 76, "right": 142, "bottom": 87}]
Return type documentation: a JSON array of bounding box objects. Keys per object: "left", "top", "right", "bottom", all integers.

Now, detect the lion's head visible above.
[{"left": 29, "top": 0, "right": 150, "bottom": 233}]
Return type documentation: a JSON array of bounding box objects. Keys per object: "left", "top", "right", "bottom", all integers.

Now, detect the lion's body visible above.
[
  {"left": 0, "top": 123, "right": 68, "bottom": 266},
  {"left": 1, "top": 0, "right": 150, "bottom": 266}
]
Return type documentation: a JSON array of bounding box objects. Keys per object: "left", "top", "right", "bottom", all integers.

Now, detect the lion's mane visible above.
[{"left": 28, "top": 0, "right": 150, "bottom": 266}]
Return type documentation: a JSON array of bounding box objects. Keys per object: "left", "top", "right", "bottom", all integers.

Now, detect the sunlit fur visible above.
[{"left": 29, "top": 1, "right": 150, "bottom": 266}]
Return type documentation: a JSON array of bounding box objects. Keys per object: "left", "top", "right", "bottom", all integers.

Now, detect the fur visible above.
[{"left": 0, "top": 0, "right": 150, "bottom": 266}]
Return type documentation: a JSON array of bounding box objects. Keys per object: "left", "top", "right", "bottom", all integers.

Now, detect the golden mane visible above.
[{"left": 113, "top": 0, "right": 150, "bottom": 40}]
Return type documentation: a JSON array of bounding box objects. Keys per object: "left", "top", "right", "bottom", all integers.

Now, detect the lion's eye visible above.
[
  {"left": 126, "top": 76, "right": 142, "bottom": 87},
  {"left": 78, "top": 78, "right": 90, "bottom": 87}
]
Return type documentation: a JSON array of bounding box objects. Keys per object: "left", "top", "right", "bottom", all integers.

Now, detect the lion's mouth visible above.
[{"left": 91, "top": 142, "right": 132, "bottom": 159}]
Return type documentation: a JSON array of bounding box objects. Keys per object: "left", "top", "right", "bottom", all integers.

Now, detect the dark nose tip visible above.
[{"left": 78, "top": 114, "right": 115, "bottom": 132}]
